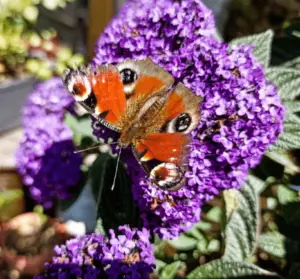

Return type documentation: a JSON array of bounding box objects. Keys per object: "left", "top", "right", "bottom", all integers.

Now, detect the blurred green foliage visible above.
[{"left": 0, "top": 0, "right": 84, "bottom": 81}]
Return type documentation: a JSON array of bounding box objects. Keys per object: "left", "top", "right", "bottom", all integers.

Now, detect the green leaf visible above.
[
  {"left": 223, "top": 175, "right": 264, "bottom": 261},
  {"left": 207, "top": 239, "right": 221, "bottom": 253},
  {"left": 248, "top": 174, "right": 267, "bottom": 195},
  {"left": 168, "top": 235, "right": 198, "bottom": 251},
  {"left": 283, "top": 56, "right": 300, "bottom": 69},
  {"left": 90, "top": 153, "right": 141, "bottom": 232},
  {"left": 275, "top": 133, "right": 300, "bottom": 150},
  {"left": 197, "top": 239, "right": 208, "bottom": 253},
  {"left": 265, "top": 68, "right": 300, "bottom": 101},
  {"left": 194, "top": 221, "right": 212, "bottom": 231},
  {"left": 160, "top": 261, "right": 185, "bottom": 279},
  {"left": 187, "top": 260, "right": 278, "bottom": 279},
  {"left": 155, "top": 259, "right": 167, "bottom": 274},
  {"left": 230, "top": 30, "right": 274, "bottom": 68},
  {"left": 186, "top": 226, "right": 206, "bottom": 241},
  {"left": 277, "top": 185, "right": 297, "bottom": 205},
  {"left": 64, "top": 113, "right": 97, "bottom": 145},
  {"left": 214, "top": 30, "right": 223, "bottom": 42},
  {"left": 259, "top": 232, "right": 300, "bottom": 261},
  {"left": 284, "top": 101, "right": 300, "bottom": 113},
  {"left": 266, "top": 151, "right": 300, "bottom": 173},
  {"left": 223, "top": 190, "right": 239, "bottom": 220},
  {"left": 258, "top": 232, "right": 286, "bottom": 258},
  {"left": 94, "top": 218, "right": 106, "bottom": 235},
  {"left": 284, "top": 113, "right": 300, "bottom": 126},
  {"left": 206, "top": 207, "right": 223, "bottom": 223}
]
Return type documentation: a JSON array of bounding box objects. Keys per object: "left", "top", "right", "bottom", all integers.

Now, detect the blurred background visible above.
[{"left": 0, "top": 0, "right": 300, "bottom": 278}]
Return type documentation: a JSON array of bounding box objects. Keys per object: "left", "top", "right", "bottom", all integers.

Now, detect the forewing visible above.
[{"left": 62, "top": 65, "right": 126, "bottom": 131}]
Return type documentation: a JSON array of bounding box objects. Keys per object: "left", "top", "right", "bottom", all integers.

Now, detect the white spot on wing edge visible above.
[{"left": 64, "top": 69, "right": 92, "bottom": 102}]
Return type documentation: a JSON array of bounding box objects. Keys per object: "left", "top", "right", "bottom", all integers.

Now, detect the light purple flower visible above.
[
  {"left": 16, "top": 78, "right": 82, "bottom": 208},
  {"left": 36, "top": 226, "right": 155, "bottom": 279},
  {"left": 92, "top": 0, "right": 285, "bottom": 239}
]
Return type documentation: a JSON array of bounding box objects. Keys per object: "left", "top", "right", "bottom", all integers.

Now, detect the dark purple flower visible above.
[
  {"left": 16, "top": 78, "right": 82, "bottom": 208},
  {"left": 37, "top": 226, "right": 155, "bottom": 279},
  {"left": 92, "top": 0, "right": 285, "bottom": 239}
]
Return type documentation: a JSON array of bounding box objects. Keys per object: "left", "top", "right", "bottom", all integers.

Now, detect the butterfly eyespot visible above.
[
  {"left": 175, "top": 113, "right": 192, "bottom": 132},
  {"left": 120, "top": 68, "right": 138, "bottom": 85},
  {"left": 63, "top": 69, "right": 91, "bottom": 102},
  {"left": 150, "top": 163, "right": 184, "bottom": 191}
]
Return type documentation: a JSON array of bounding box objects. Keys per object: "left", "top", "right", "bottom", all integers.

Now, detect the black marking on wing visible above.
[{"left": 79, "top": 91, "right": 97, "bottom": 112}]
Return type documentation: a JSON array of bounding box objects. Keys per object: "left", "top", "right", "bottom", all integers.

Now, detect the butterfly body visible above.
[
  {"left": 118, "top": 94, "right": 168, "bottom": 148},
  {"left": 63, "top": 58, "right": 202, "bottom": 191}
]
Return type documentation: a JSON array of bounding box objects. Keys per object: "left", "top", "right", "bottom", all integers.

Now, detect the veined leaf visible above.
[
  {"left": 284, "top": 113, "right": 300, "bottom": 125},
  {"left": 168, "top": 235, "right": 198, "bottom": 251},
  {"left": 275, "top": 133, "right": 300, "bottom": 150},
  {"left": 283, "top": 56, "right": 300, "bottom": 69},
  {"left": 265, "top": 68, "right": 300, "bottom": 101},
  {"left": 283, "top": 123, "right": 300, "bottom": 134},
  {"left": 277, "top": 185, "right": 297, "bottom": 205},
  {"left": 258, "top": 232, "right": 286, "bottom": 258},
  {"left": 187, "top": 260, "right": 278, "bottom": 278},
  {"left": 229, "top": 30, "right": 274, "bottom": 68},
  {"left": 284, "top": 101, "right": 300, "bottom": 113},
  {"left": 155, "top": 259, "right": 167, "bottom": 275},
  {"left": 206, "top": 207, "right": 223, "bottom": 223},
  {"left": 207, "top": 239, "right": 221, "bottom": 253},
  {"left": 160, "top": 261, "right": 185, "bottom": 279},
  {"left": 64, "top": 113, "right": 97, "bottom": 145},
  {"left": 223, "top": 189, "right": 239, "bottom": 220},
  {"left": 259, "top": 231, "right": 300, "bottom": 261},
  {"left": 223, "top": 175, "right": 264, "bottom": 261},
  {"left": 266, "top": 151, "right": 300, "bottom": 173},
  {"left": 94, "top": 217, "right": 106, "bottom": 235}
]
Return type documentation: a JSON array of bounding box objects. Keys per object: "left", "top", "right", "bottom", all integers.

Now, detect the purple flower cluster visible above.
[
  {"left": 37, "top": 226, "right": 155, "bottom": 279},
  {"left": 16, "top": 78, "right": 82, "bottom": 208},
  {"left": 92, "top": 0, "right": 285, "bottom": 239}
]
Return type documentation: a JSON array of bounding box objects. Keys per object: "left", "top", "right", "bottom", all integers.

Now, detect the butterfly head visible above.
[{"left": 118, "top": 122, "right": 143, "bottom": 148}]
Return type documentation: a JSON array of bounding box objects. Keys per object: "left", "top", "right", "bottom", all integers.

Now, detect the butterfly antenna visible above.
[
  {"left": 111, "top": 147, "right": 122, "bottom": 191},
  {"left": 74, "top": 142, "right": 119, "bottom": 154}
]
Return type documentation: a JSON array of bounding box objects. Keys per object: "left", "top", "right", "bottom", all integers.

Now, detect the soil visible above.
[{"left": 4, "top": 220, "right": 61, "bottom": 256}]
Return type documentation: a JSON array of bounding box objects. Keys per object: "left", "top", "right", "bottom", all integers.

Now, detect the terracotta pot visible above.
[{"left": 0, "top": 212, "right": 66, "bottom": 276}]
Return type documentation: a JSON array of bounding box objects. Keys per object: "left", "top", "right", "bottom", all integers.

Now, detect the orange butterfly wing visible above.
[
  {"left": 135, "top": 83, "right": 202, "bottom": 163},
  {"left": 91, "top": 66, "right": 126, "bottom": 125},
  {"left": 132, "top": 83, "right": 202, "bottom": 190},
  {"left": 116, "top": 58, "right": 174, "bottom": 103},
  {"left": 135, "top": 133, "right": 188, "bottom": 164},
  {"left": 62, "top": 65, "right": 126, "bottom": 131}
]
